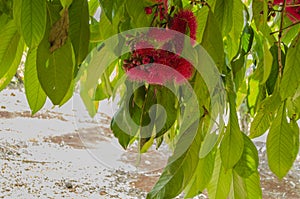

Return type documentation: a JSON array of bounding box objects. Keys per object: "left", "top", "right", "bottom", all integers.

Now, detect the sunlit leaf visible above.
[
  {"left": 280, "top": 34, "right": 300, "bottom": 99},
  {"left": 20, "top": 0, "right": 46, "bottom": 48},
  {"left": 207, "top": 150, "right": 232, "bottom": 199},
  {"left": 184, "top": 149, "right": 215, "bottom": 198},
  {"left": 201, "top": 10, "right": 225, "bottom": 73},
  {"left": 220, "top": 76, "right": 244, "bottom": 169},
  {"left": 147, "top": 119, "right": 202, "bottom": 199},
  {"left": 234, "top": 134, "right": 259, "bottom": 178},
  {"left": 0, "top": 37, "right": 24, "bottom": 91},
  {"left": 0, "top": 20, "right": 20, "bottom": 78},
  {"left": 250, "top": 92, "right": 281, "bottom": 138},
  {"left": 69, "top": 0, "right": 90, "bottom": 68},
  {"left": 24, "top": 49, "right": 47, "bottom": 114},
  {"left": 267, "top": 102, "right": 298, "bottom": 179}
]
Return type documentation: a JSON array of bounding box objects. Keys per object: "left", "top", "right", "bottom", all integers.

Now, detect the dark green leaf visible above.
[
  {"left": 37, "top": 39, "right": 74, "bottom": 105},
  {"left": 111, "top": 107, "right": 136, "bottom": 150}
]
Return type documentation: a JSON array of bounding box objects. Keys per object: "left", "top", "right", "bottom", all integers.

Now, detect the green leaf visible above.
[
  {"left": 154, "top": 86, "right": 177, "bottom": 138},
  {"left": 261, "top": 40, "right": 273, "bottom": 84},
  {"left": 99, "top": 0, "right": 124, "bottom": 22},
  {"left": 184, "top": 149, "right": 215, "bottom": 198},
  {"left": 24, "top": 49, "right": 47, "bottom": 114},
  {"left": 193, "top": 5, "right": 209, "bottom": 43},
  {"left": 0, "top": 36, "right": 24, "bottom": 91},
  {"left": 147, "top": 119, "right": 202, "bottom": 199},
  {"left": 267, "top": 102, "right": 298, "bottom": 179},
  {"left": 229, "top": 170, "right": 247, "bottom": 199},
  {"left": 126, "top": 0, "right": 153, "bottom": 28},
  {"left": 244, "top": 172, "right": 262, "bottom": 199},
  {"left": 234, "top": 134, "right": 259, "bottom": 178},
  {"left": 226, "top": 0, "right": 244, "bottom": 61},
  {"left": 280, "top": 35, "right": 300, "bottom": 100},
  {"left": 69, "top": 0, "right": 90, "bottom": 68},
  {"left": 111, "top": 107, "right": 136, "bottom": 150},
  {"left": 220, "top": 76, "right": 244, "bottom": 169},
  {"left": 207, "top": 150, "right": 232, "bottom": 199},
  {"left": 214, "top": 0, "right": 232, "bottom": 34},
  {"left": 0, "top": 20, "right": 20, "bottom": 78},
  {"left": 37, "top": 39, "right": 74, "bottom": 105},
  {"left": 20, "top": 0, "right": 46, "bottom": 48},
  {"left": 266, "top": 45, "right": 285, "bottom": 95},
  {"left": 201, "top": 10, "right": 225, "bottom": 73},
  {"left": 88, "top": 0, "right": 99, "bottom": 16},
  {"left": 60, "top": 0, "right": 73, "bottom": 8},
  {"left": 250, "top": 92, "right": 281, "bottom": 138}
]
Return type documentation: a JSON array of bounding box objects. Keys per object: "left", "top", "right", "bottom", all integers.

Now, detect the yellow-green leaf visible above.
[
  {"left": 24, "top": 49, "right": 47, "bottom": 114},
  {"left": 21, "top": 0, "right": 46, "bottom": 48}
]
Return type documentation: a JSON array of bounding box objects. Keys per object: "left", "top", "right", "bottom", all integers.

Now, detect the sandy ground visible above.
[{"left": 0, "top": 88, "right": 299, "bottom": 199}]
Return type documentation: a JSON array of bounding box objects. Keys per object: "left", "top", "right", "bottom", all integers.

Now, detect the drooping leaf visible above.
[
  {"left": 184, "top": 149, "right": 215, "bottom": 198},
  {"left": 193, "top": 6, "right": 209, "bottom": 43},
  {"left": 244, "top": 172, "right": 262, "bottom": 199},
  {"left": 201, "top": 10, "right": 225, "bottom": 73},
  {"left": 24, "top": 49, "right": 47, "bottom": 114},
  {"left": 0, "top": 36, "right": 24, "bottom": 91},
  {"left": 0, "top": 20, "right": 20, "bottom": 78},
  {"left": 69, "top": 0, "right": 90, "bottom": 69},
  {"left": 280, "top": 34, "right": 300, "bottom": 99},
  {"left": 147, "top": 119, "right": 202, "bottom": 199},
  {"left": 214, "top": 0, "right": 233, "bottom": 34},
  {"left": 207, "top": 150, "right": 232, "bottom": 199},
  {"left": 250, "top": 91, "right": 281, "bottom": 138},
  {"left": 267, "top": 102, "right": 298, "bottom": 179},
  {"left": 226, "top": 0, "right": 244, "bottom": 61},
  {"left": 220, "top": 75, "right": 244, "bottom": 169},
  {"left": 266, "top": 45, "right": 285, "bottom": 95},
  {"left": 99, "top": 0, "right": 124, "bottom": 22},
  {"left": 261, "top": 39, "right": 273, "bottom": 84},
  {"left": 20, "top": 0, "right": 46, "bottom": 48},
  {"left": 37, "top": 39, "right": 74, "bottom": 105},
  {"left": 234, "top": 133, "right": 259, "bottom": 178},
  {"left": 154, "top": 86, "right": 178, "bottom": 138},
  {"left": 111, "top": 106, "right": 136, "bottom": 150},
  {"left": 229, "top": 170, "right": 247, "bottom": 199}
]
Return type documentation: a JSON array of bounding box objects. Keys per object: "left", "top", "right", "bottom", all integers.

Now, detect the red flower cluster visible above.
[
  {"left": 123, "top": 42, "right": 194, "bottom": 85},
  {"left": 126, "top": 7, "right": 198, "bottom": 85},
  {"left": 274, "top": 0, "right": 300, "bottom": 22},
  {"left": 170, "top": 10, "right": 197, "bottom": 42}
]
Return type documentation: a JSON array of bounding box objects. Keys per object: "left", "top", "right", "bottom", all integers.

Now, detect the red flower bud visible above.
[{"left": 144, "top": 7, "right": 153, "bottom": 15}]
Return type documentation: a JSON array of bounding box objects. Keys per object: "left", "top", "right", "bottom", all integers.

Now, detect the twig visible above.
[
  {"left": 270, "top": 20, "right": 300, "bottom": 35},
  {"left": 277, "top": 0, "right": 287, "bottom": 78}
]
